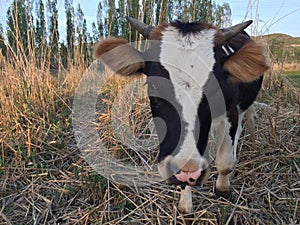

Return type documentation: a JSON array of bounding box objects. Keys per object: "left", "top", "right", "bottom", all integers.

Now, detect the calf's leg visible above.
[
  {"left": 178, "top": 186, "right": 193, "bottom": 213},
  {"left": 215, "top": 112, "right": 244, "bottom": 197}
]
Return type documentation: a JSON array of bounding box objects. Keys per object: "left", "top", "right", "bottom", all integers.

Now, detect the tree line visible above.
[{"left": 0, "top": 0, "right": 232, "bottom": 71}]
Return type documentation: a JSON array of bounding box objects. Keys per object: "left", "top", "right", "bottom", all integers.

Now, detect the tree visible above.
[
  {"left": 118, "top": 0, "right": 128, "bottom": 38},
  {"left": 82, "top": 19, "right": 89, "bottom": 64},
  {"left": 171, "top": 0, "right": 231, "bottom": 27},
  {"left": 35, "top": 0, "right": 46, "bottom": 46},
  {"left": 0, "top": 23, "right": 7, "bottom": 57},
  {"left": 35, "top": 0, "right": 46, "bottom": 68},
  {"left": 60, "top": 41, "right": 68, "bottom": 67},
  {"left": 127, "top": 0, "right": 139, "bottom": 42},
  {"left": 96, "top": 1, "right": 107, "bottom": 38},
  {"left": 198, "top": 0, "right": 214, "bottom": 23},
  {"left": 76, "top": 4, "right": 84, "bottom": 55},
  {"left": 154, "top": 0, "right": 174, "bottom": 24},
  {"left": 174, "top": 0, "right": 191, "bottom": 22},
  {"left": 91, "top": 22, "right": 99, "bottom": 42},
  {"left": 65, "top": 0, "right": 75, "bottom": 61},
  {"left": 27, "top": 0, "right": 35, "bottom": 58},
  {"left": 7, "top": 0, "right": 29, "bottom": 56},
  {"left": 107, "top": 0, "right": 118, "bottom": 36},
  {"left": 47, "top": 0, "right": 60, "bottom": 70},
  {"left": 88, "top": 31, "right": 94, "bottom": 63},
  {"left": 221, "top": 2, "right": 232, "bottom": 27},
  {"left": 142, "top": 0, "right": 154, "bottom": 25},
  {"left": 75, "top": 3, "right": 87, "bottom": 65}
]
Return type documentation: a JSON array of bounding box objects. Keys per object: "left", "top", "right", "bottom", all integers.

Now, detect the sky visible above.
[{"left": 0, "top": 0, "right": 300, "bottom": 40}]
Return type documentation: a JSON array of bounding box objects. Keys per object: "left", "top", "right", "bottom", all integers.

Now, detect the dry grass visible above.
[
  {"left": 272, "top": 62, "right": 300, "bottom": 73},
  {"left": 1, "top": 61, "right": 299, "bottom": 224},
  {"left": 0, "top": 20, "right": 299, "bottom": 224}
]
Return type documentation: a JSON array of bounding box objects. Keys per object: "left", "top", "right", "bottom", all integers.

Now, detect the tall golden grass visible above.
[
  {"left": 0, "top": 28, "right": 85, "bottom": 163},
  {"left": 0, "top": 12, "right": 299, "bottom": 225},
  {"left": 273, "top": 61, "right": 300, "bottom": 72}
]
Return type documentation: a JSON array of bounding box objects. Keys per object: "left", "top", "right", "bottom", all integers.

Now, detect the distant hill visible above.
[
  {"left": 260, "top": 33, "right": 300, "bottom": 46},
  {"left": 254, "top": 33, "right": 300, "bottom": 63}
]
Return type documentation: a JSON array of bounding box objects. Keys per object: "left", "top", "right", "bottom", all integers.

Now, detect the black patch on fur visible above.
[
  {"left": 238, "top": 76, "right": 263, "bottom": 111},
  {"left": 170, "top": 20, "right": 213, "bottom": 36},
  {"left": 227, "top": 106, "right": 239, "bottom": 145},
  {"left": 146, "top": 65, "right": 188, "bottom": 162},
  {"left": 195, "top": 95, "right": 212, "bottom": 156}
]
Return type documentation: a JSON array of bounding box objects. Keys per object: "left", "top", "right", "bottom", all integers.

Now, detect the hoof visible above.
[
  {"left": 215, "top": 188, "right": 232, "bottom": 199},
  {"left": 178, "top": 203, "right": 193, "bottom": 214}
]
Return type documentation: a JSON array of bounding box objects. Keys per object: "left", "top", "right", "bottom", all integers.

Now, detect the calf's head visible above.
[{"left": 95, "top": 17, "right": 269, "bottom": 187}]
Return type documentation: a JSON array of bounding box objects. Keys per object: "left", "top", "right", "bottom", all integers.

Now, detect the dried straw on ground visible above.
[{"left": 1, "top": 69, "right": 299, "bottom": 225}]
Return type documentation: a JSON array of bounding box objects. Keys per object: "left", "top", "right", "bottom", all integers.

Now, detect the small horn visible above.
[
  {"left": 222, "top": 20, "right": 253, "bottom": 41},
  {"left": 126, "top": 16, "right": 154, "bottom": 38}
]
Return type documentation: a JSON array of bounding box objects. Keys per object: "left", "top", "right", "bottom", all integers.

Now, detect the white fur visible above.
[
  {"left": 214, "top": 116, "right": 235, "bottom": 192},
  {"left": 214, "top": 110, "right": 246, "bottom": 192},
  {"left": 234, "top": 111, "right": 245, "bottom": 158},
  {"left": 215, "top": 117, "right": 235, "bottom": 170},
  {"left": 211, "top": 114, "right": 227, "bottom": 134},
  {"left": 178, "top": 186, "right": 193, "bottom": 213},
  {"left": 160, "top": 26, "right": 216, "bottom": 169},
  {"left": 157, "top": 155, "right": 174, "bottom": 180}
]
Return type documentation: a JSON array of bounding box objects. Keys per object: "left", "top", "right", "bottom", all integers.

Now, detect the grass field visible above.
[
  {"left": 0, "top": 35, "right": 299, "bottom": 225},
  {"left": 286, "top": 71, "right": 300, "bottom": 86}
]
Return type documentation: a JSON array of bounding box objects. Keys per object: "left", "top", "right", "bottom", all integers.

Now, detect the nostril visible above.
[{"left": 189, "top": 178, "right": 195, "bottom": 183}]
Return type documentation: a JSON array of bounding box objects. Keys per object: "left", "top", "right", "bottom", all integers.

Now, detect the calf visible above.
[{"left": 95, "top": 16, "right": 269, "bottom": 213}]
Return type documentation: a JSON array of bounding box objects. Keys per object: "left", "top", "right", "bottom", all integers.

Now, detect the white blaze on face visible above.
[{"left": 160, "top": 26, "right": 216, "bottom": 169}]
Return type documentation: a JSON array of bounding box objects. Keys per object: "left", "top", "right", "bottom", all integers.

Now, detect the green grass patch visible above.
[{"left": 285, "top": 71, "right": 300, "bottom": 86}]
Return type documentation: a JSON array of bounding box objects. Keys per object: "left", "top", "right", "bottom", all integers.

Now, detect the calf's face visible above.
[
  {"left": 146, "top": 22, "right": 221, "bottom": 186},
  {"left": 95, "top": 18, "right": 269, "bottom": 187}
]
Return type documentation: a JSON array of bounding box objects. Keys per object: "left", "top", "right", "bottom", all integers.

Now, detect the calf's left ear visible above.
[
  {"left": 95, "top": 37, "right": 145, "bottom": 76},
  {"left": 223, "top": 41, "right": 270, "bottom": 82}
]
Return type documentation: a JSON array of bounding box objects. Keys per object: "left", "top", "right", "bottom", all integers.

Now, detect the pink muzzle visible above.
[{"left": 174, "top": 170, "right": 202, "bottom": 186}]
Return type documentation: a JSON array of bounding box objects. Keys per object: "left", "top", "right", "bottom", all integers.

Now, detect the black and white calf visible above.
[{"left": 95, "top": 17, "right": 269, "bottom": 213}]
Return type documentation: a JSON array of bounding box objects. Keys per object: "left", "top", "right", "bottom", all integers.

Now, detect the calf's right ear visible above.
[
  {"left": 95, "top": 38, "right": 145, "bottom": 76},
  {"left": 223, "top": 41, "right": 270, "bottom": 82}
]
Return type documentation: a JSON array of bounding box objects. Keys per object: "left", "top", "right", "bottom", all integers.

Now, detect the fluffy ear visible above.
[
  {"left": 95, "top": 38, "right": 145, "bottom": 76},
  {"left": 223, "top": 41, "right": 270, "bottom": 82}
]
